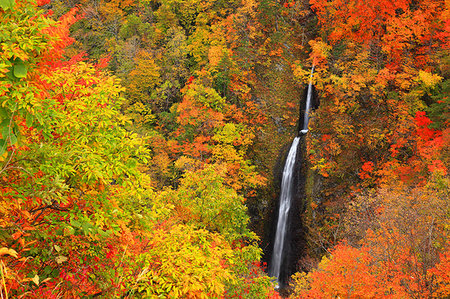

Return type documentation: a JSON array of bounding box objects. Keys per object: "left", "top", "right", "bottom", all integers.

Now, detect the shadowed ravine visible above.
[
  {"left": 268, "top": 66, "right": 316, "bottom": 290},
  {"left": 268, "top": 136, "right": 300, "bottom": 285}
]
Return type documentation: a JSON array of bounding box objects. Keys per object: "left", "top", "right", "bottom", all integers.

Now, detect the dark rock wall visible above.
[{"left": 263, "top": 84, "right": 318, "bottom": 288}]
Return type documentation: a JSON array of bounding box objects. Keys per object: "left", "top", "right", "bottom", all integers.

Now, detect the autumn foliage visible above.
[
  {"left": 1, "top": 0, "right": 448, "bottom": 297},
  {"left": 292, "top": 184, "right": 449, "bottom": 298},
  {"left": 289, "top": 0, "right": 449, "bottom": 296},
  {"left": 0, "top": 0, "right": 276, "bottom": 297}
]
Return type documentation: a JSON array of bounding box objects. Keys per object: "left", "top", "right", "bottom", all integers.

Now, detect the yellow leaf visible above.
[
  {"left": 32, "top": 274, "right": 39, "bottom": 286},
  {"left": 0, "top": 247, "right": 18, "bottom": 258},
  {"left": 418, "top": 70, "right": 443, "bottom": 87},
  {"left": 55, "top": 255, "right": 68, "bottom": 264}
]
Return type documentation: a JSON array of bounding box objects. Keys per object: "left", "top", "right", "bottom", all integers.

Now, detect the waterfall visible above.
[
  {"left": 300, "top": 66, "right": 315, "bottom": 135},
  {"left": 269, "top": 66, "right": 315, "bottom": 288},
  {"left": 269, "top": 136, "right": 300, "bottom": 286}
]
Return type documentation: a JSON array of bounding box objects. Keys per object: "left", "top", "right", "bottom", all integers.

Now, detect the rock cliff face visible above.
[{"left": 263, "top": 83, "right": 319, "bottom": 289}]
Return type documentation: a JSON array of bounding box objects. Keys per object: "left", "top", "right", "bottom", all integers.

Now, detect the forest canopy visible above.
[{"left": 0, "top": 0, "right": 448, "bottom": 298}]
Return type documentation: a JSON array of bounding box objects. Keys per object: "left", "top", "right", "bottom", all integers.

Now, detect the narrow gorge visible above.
[{"left": 267, "top": 67, "right": 318, "bottom": 290}]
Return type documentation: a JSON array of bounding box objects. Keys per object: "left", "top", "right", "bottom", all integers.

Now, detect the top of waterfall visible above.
[{"left": 298, "top": 65, "right": 315, "bottom": 136}]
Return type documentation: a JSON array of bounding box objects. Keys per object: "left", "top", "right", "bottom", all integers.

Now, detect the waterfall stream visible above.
[
  {"left": 269, "top": 136, "right": 300, "bottom": 286},
  {"left": 300, "top": 65, "right": 315, "bottom": 135},
  {"left": 269, "top": 66, "right": 315, "bottom": 288}
]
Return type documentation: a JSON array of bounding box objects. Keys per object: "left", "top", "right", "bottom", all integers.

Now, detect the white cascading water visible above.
[
  {"left": 300, "top": 65, "right": 315, "bottom": 135},
  {"left": 269, "top": 136, "right": 300, "bottom": 285},
  {"left": 270, "top": 66, "right": 314, "bottom": 287}
]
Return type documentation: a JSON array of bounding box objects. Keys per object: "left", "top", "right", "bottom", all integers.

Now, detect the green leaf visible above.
[
  {"left": 63, "top": 226, "right": 75, "bottom": 236},
  {"left": 43, "top": 266, "right": 52, "bottom": 275},
  {"left": 9, "top": 133, "right": 17, "bottom": 145},
  {"left": 0, "top": 107, "right": 8, "bottom": 119},
  {"left": 42, "top": 131, "right": 52, "bottom": 140},
  {"left": 70, "top": 219, "right": 81, "bottom": 228},
  {"left": 13, "top": 61, "right": 27, "bottom": 78},
  {"left": 1, "top": 125, "right": 9, "bottom": 139},
  {"left": 0, "top": 139, "right": 6, "bottom": 156},
  {"left": 26, "top": 113, "right": 34, "bottom": 127},
  {"left": 0, "top": 0, "right": 15, "bottom": 10},
  {"left": 5, "top": 68, "right": 14, "bottom": 80}
]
